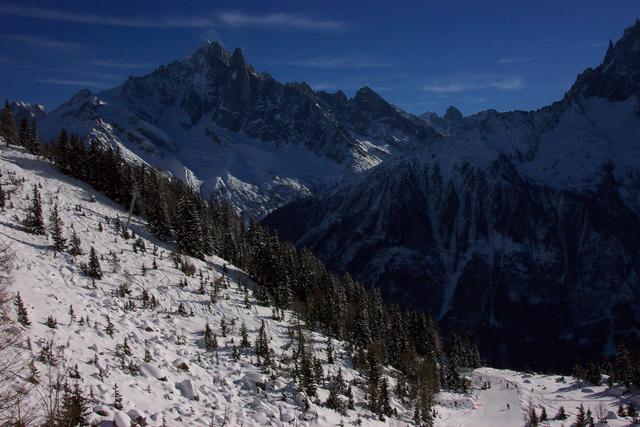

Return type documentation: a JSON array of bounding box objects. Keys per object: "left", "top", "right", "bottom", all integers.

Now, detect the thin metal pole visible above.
[{"left": 126, "top": 190, "right": 139, "bottom": 230}]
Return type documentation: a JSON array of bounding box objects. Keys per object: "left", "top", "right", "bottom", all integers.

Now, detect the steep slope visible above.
[
  {"left": 264, "top": 20, "right": 640, "bottom": 370},
  {"left": 36, "top": 42, "right": 439, "bottom": 217},
  {"left": 0, "top": 145, "right": 421, "bottom": 426}
]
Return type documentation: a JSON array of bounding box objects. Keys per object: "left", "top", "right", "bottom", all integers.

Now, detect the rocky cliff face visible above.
[
  {"left": 36, "top": 42, "right": 438, "bottom": 217},
  {"left": 264, "top": 20, "right": 640, "bottom": 370}
]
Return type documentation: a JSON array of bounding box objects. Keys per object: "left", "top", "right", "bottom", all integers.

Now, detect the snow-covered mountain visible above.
[
  {"left": 2, "top": 143, "right": 639, "bottom": 427},
  {"left": 34, "top": 42, "right": 438, "bottom": 217},
  {"left": 264, "top": 20, "right": 640, "bottom": 370}
]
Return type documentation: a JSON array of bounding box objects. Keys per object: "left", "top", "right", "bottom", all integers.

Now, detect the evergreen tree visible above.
[
  {"left": 540, "top": 406, "right": 548, "bottom": 422},
  {"left": 366, "top": 348, "right": 382, "bottom": 415},
  {"left": 240, "top": 322, "right": 250, "bottom": 349},
  {"left": 326, "top": 377, "right": 344, "bottom": 413},
  {"left": 1, "top": 101, "right": 17, "bottom": 146},
  {"left": 23, "top": 184, "right": 45, "bottom": 235},
  {"left": 14, "top": 292, "right": 30, "bottom": 326},
  {"left": 175, "top": 193, "right": 205, "bottom": 259},
  {"left": 27, "top": 120, "right": 42, "bottom": 155},
  {"left": 87, "top": 247, "right": 103, "bottom": 279},
  {"left": 113, "top": 384, "right": 123, "bottom": 410},
  {"left": 68, "top": 228, "right": 83, "bottom": 256},
  {"left": 57, "top": 381, "right": 89, "bottom": 425},
  {"left": 379, "top": 377, "right": 392, "bottom": 417},
  {"left": 105, "top": 315, "right": 114, "bottom": 337},
  {"left": 575, "top": 404, "right": 587, "bottom": 427},
  {"left": 18, "top": 118, "right": 30, "bottom": 147},
  {"left": 0, "top": 183, "right": 5, "bottom": 210},
  {"left": 144, "top": 339, "right": 152, "bottom": 362},
  {"left": 628, "top": 402, "right": 638, "bottom": 418},
  {"left": 49, "top": 204, "right": 66, "bottom": 252},
  {"left": 203, "top": 323, "right": 218, "bottom": 352},
  {"left": 255, "top": 320, "right": 271, "bottom": 366}
]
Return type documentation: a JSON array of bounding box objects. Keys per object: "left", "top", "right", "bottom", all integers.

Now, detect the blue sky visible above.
[{"left": 1, "top": 0, "right": 638, "bottom": 116}]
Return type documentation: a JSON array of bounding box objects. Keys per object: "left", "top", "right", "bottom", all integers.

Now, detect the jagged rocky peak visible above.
[
  {"left": 443, "top": 105, "right": 463, "bottom": 122},
  {"left": 193, "top": 39, "right": 229, "bottom": 66},
  {"left": 568, "top": 18, "right": 640, "bottom": 101},
  {"left": 352, "top": 86, "right": 391, "bottom": 112},
  {"left": 69, "top": 88, "right": 93, "bottom": 103},
  {"left": 10, "top": 101, "right": 46, "bottom": 123}
]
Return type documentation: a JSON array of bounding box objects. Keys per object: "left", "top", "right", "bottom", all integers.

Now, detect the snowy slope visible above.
[
  {"left": 0, "top": 145, "right": 417, "bottom": 426},
  {"left": 437, "top": 368, "right": 640, "bottom": 427},
  {"left": 2, "top": 144, "right": 639, "bottom": 427}
]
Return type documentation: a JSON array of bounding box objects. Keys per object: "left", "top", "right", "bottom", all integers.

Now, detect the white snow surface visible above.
[
  {"left": 0, "top": 146, "right": 410, "bottom": 425},
  {"left": 437, "top": 368, "right": 640, "bottom": 427}
]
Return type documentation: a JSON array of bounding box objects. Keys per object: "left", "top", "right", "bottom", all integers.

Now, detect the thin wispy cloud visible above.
[
  {"left": 0, "top": 5, "right": 345, "bottom": 32},
  {"left": 3, "top": 34, "right": 83, "bottom": 51},
  {"left": 218, "top": 12, "right": 346, "bottom": 30},
  {"left": 423, "top": 74, "right": 524, "bottom": 94},
  {"left": 0, "top": 5, "right": 213, "bottom": 28},
  {"left": 498, "top": 55, "right": 543, "bottom": 64},
  {"left": 35, "top": 78, "right": 114, "bottom": 88},
  {"left": 87, "top": 60, "right": 154, "bottom": 69},
  {"left": 286, "top": 56, "right": 394, "bottom": 68}
]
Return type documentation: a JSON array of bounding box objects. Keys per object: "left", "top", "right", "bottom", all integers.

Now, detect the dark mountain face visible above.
[
  {"left": 264, "top": 156, "right": 640, "bottom": 370},
  {"left": 568, "top": 19, "right": 640, "bottom": 102},
  {"left": 263, "top": 20, "right": 640, "bottom": 371},
  {"left": 36, "top": 41, "right": 440, "bottom": 216}
]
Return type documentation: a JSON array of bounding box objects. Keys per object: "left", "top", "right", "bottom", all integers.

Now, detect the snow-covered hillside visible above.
[
  {"left": 1, "top": 144, "right": 639, "bottom": 427},
  {"left": 0, "top": 145, "right": 417, "bottom": 425},
  {"left": 437, "top": 368, "right": 640, "bottom": 427}
]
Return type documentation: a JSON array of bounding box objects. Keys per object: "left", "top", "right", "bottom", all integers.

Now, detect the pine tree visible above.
[
  {"left": 144, "top": 339, "right": 152, "bottom": 362},
  {"left": 0, "top": 183, "right": 5, "bottom": 210},
  {"left": 18, "top": 118, "right": 30, "bottom": 147},
  {"left": 28, "top": 359, "right": 40, "bottom": 384},
  {"left": 57, "top": 381, "right": 89, "bottom": 425},
  {"left": 113, "top": 384, "right": 123, "bottom": 410},
  {"left": 326, "top": 378, "right": 344, "bottom": 413},
  {"left": 175, "top": 193, "right": 205, "bottom": 259},
  {"left": 49, "top": 204, "right": 66, "bottom": 252},
  {"left": 575, "top": 404, "right": 587, "bottom": 427},
  {"left": 379, "top": 377, "right": 392, "bottom": 417},
  {"left": 68, "top": 304, "right": 75, "bottom": 324},
  {"left": 628, "top": 402, "right": 638, "bottom": 418},
  {"left": 105, "top": 315, "right": 114, "bottom": 337},
  {"left": 1, "top": 101, "right": 17, "bottom": 146},
  {"left": 27, "top": 120, "right": 42, "bottom": 155},
  {"left": 23, "top": 184, "right": 45, "bottom": 235},
  {"left": 203, "top": 323, "right": 218, "bottom": 352},
  {"left": 14, "top": 292, "right": 30, "bottom": 326},
  {"left": 68, "top": 228, "right": 83, "bottom": 256},
  {"left": 540, "top": 406, "right": 548, "bottom": 422},
  {"left": 366, "top": 348, "right": 382, "bottom": 414},
  {"left": 240, "top": 322, "right": 250, "bottom": 349},
  {"left": 87, "top": 247, "right": 102, "bottom": 279},
  {"left": 255, "top": 320, "right": 270, "bottom": 366},
  {"left": 618, "top": 404, "right": 626, "bottom": 417},
  {"left": 46, "top": 315, "right": 57, "bottom": 329}
]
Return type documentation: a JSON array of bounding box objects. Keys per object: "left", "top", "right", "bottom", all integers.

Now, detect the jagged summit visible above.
[
  {"left": 36, "top": 42, "right": 440, "bottom": 217},
  {"left": 568, "top": 18, "right": 640, "bottom": 101},
  {"left": 443, "top": 105, "right": 463, "bottom": 122}
]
